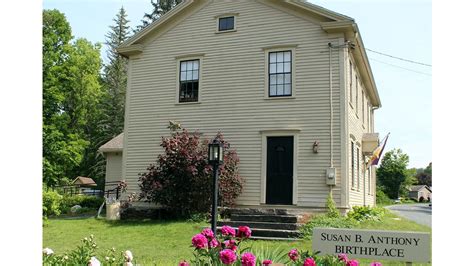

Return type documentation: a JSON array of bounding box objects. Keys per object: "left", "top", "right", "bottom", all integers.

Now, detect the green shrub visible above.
[
  {"left": 347, "top": 206, "right": 385, "bottom": 222},
  {"left": 43, "top": 190, "right": 63, "bottom": 217},
  {"left": 376, "top": 187, "right": 392, "bottom": 205},
  {"left": 326, "top": 190, "right": 340, "bottom": 218},
  {"left": 299, "top": 215, "right": 358, "bottom": 239},
  {"left": 60, "top": 195, "right": 103, "bottom": 213}
]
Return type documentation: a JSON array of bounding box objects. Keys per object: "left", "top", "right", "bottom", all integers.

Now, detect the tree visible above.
[
  {"left": 43, "top": 9, "right": 104, "bottom": 187},
  {"left": 376, "top": 149, "right": 416, "bottom": 199},
  {"left": 136, "top": 0, "right": 183, "bottom": 31},
  {"left": 416, "top": 162, "right": 432, "bottom": 186},
  {"left": 102, "top": 6, "right": 130, "bottom": 138}
]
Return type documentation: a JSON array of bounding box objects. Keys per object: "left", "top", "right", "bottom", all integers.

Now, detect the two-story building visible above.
[{"left": 100, "top": 0, "right": 382, "bottom": 212}]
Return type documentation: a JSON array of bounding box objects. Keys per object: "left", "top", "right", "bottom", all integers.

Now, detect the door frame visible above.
[{"left": 259, "top": 129, "right": 300, "bottom": 205}]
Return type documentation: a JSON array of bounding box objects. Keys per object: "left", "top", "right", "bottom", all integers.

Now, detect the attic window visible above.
[{"left": 218, "top": 16, "right": 235, "bottom": 32}]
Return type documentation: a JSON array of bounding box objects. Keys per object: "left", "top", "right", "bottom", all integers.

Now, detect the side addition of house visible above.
[{"left": 101, "top": 0, "right": 382, "bottom": 212}]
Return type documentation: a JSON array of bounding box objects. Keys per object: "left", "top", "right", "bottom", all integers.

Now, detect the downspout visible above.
[
  {"left": 328, "top": 43, "right": 334, "bottom": 199},
  {"left": 328, "top": 43, "right": 334, "bottom": 169}
]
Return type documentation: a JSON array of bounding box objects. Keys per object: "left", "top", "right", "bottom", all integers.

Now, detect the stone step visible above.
[
  {"left": 217, "top": 226, "right": 300, "bottom": 239},
  {"left": 249, "top": 228, "right": 300, "bottom": 239},
  {"left": 228, "top": 208, "right": 291, "bottom": 215},
  {"left": 217, "top": 220, "right": 300, "bottom": 231},
  {"left": 250, "top": 236, "right": 301, "bottom": 242},
  {"left": 230, "top": 214, "right": 298, "bottom": 223}
]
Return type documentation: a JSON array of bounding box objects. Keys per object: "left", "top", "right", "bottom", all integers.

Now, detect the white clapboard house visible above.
[{"left": 99, "top": 0, "right": 382, "bottom": 215}]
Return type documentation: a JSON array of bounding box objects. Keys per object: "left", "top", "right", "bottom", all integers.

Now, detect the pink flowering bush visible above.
[
  {"left": 183, "top": 226, "right": 383, "bottom": 266},
  {"left": 139, "top": 129, "right": 243, "bottom": 218},
  {"left": 221, "top": 225, "right": 236, "bottom": 237},
  {"left": 241, "top": 252, "right": 256, "bottom": 266}
]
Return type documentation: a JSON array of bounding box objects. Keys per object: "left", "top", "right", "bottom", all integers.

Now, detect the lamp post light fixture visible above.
[{"left": 208, "top": 138, "right": 224, "bottom": 235}]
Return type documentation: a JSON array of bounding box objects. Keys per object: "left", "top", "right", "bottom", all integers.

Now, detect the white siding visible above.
[
  {"left": 123, "top": 0, "right": 345, "bottom": 207},
  {"left": 105, "top": 152, "right": 123, "bottom": 190},
  {"left": 346, "top": 52, "right": 376, "bottom": 207}
]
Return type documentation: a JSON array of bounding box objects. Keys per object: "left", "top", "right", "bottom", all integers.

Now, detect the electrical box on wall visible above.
[{"left": 326, "top": 167, "right": 336, "bottom": 185}]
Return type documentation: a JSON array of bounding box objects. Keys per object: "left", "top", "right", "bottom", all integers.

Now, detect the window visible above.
[
  {"left": 179, "top": 59, "right": 199, "bottom": 103},
  {"left": 357, "top": 146, "right": 360, "bottom": 190},
  {"left": 349, "top": 61, "right": 353, "bottom": 104},
  {"left": 351, "top": 141, "right": 355, "bottom": 188},
  {"left": 362, "top": 91, "right": 365, "bottom": 125},
  {"left": 368, "top": 167, "right": 371, "bottom": 195},
  {"left": 355, "top": 75, "right": 359, "bottom": 116},
  {"left": 367, "top": 103, "right": 371, "bottom": 131},
  {"left": 269, "top": 51, "right": 292, "bottom": 97},
  {"left": 218, "top": 16, "right": 234, "bottom": 31}
]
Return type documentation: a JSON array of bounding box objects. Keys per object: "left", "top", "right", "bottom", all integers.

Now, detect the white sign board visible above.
[{"left": 313, "top": 228, "right": 431, "bottom": 262}]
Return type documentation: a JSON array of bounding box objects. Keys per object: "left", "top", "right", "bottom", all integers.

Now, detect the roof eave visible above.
[
  {"left": 98, "top": 148, "right": 123, "bottom": 153},
  {"left": 117, "top": 0, "right": 195, "bottom": 57},
  {"left": 321, "top": 21, "right": 382, "bottom": 108},
  {"left": 289, "top": 0, "right": 354, "bottom": 21}
]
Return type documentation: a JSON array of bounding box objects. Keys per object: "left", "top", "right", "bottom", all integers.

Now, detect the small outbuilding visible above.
[
  {"left": 72, "top": 176, "right": 97, "bottom": 187},
  {"left": 98, "top": 133, "right": 123, "bottom": 192},
  {"left": 408, "top": 185, "right": 432, "bottom": 202}
]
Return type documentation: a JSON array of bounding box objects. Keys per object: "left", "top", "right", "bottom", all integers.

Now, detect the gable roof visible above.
[
  {"left": 117, "top": 0, "right": 380, "bottom": 107},
  {"left": 72, "top": 176, "right": 97, "bottom": 186},
  {"left": 98, "top": 133, "right": 123, "bottom": 153},
  {"left": 410, "top": 185, "right": 432, "bottom": 192}
]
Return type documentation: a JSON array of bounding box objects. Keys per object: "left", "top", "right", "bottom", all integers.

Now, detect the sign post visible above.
[{"left": 313, "top": 228, "right": 431, "bottom": 264}]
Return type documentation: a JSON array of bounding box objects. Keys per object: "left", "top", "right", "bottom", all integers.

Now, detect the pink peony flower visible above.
[
  {"left": 219, "top": 249, "right": 237, "bottom": 265},
  {"left": 178, "top": 261, "right": 190, "bottom": 266},
  {"left": 263, "top": 260, "right": 273, "bottom": 265},
  {"left": 288, "top": 249, "right": 299, "bottom": 261},
  {"left": 201, "top": 228, "right": 215, "bottom": 239},
  {"left": 191, "top": 233, "right": 208, "bottom": 249},
  {"left": 346, "top": 259, "right": 359, "bottom": 266},
  {"left": 224, "top": 239, "right": 238, "bottom": 251},
  {"left": 237, "top": 226, "right": 252, "bottom": 238},
  {"left": 241, "top": 252, "right": 256, "bottom": 266},
  {"left": 338, "top": 253, "right": 349, "bottom": 263},
  {"left": 303, "top": 257, "right": 316, "bottom": 266},
  {"left": 209, "top": 238, "right": 219, "bottom": 248},
  {"left": 370, "top": 262, "right": 382, "bottom": 266},
  {"left": 221, "top": 225, "right": 236, "bottom": 237}
]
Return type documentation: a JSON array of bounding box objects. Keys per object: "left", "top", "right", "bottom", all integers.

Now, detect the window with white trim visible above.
[
  {"left": 269, "top": 51, "right": 292, "bottom": 97},
  {"left": 362, "top": 91, "right": 365, "bottom": 125},
  {"left": 349, "top": 60, "right": 353, "bottom": 104},
  {"left": 351, "top": 141, "right": 355, "bottom": 188},
  {"left": 218, "top": 16, "right": 235, "bottom": 32},
  {"left": 355, "top": 75, "right": 359, "bottom": 116},
  {"left": 368, "top": 167, "right": 371, "bottom": 195},
  {"left": 179, "top": 59, "right": 199, "bottom": 103},
  {"left": 357, "top": 146, "right": 360, "bottom": 190}
]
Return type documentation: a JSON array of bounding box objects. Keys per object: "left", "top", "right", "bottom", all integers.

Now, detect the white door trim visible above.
[{"left": 259, "top": 129, "right": 300, "bottom": 205}]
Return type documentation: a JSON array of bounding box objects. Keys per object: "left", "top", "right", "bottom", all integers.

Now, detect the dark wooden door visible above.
[{"left": 266, "top": 136, "right": 294, "bottom": 205}]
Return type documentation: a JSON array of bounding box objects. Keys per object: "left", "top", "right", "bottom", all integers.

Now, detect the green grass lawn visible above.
[{"left": 43, "top": 212, "right": 431, "bottom": 265}]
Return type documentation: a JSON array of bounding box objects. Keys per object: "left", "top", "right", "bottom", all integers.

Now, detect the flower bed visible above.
[{"left": 43, "top": 225, "right": 383, "bottom": 265}]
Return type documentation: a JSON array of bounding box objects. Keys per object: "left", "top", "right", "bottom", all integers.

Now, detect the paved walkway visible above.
[{"left": 385, "top": 203, "right": 432, "bottom": 227}]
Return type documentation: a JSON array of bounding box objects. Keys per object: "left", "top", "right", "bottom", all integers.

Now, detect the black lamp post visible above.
[{"left": 208, "top": 138, "right": 224, "bottom": 235}]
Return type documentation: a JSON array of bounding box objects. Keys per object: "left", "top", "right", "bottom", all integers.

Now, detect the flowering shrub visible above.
[
  {"left": 182, "top": 225, "right": 384, "bottom": 266},
  {"left": 42, "top": 235, "right": 130, "bottom": 266},
  {"left": 139, "top": 129, "right": 243, "bottom": 218},
  {"left": 43, "top": 227, "right": 384, "bottom": 265}
]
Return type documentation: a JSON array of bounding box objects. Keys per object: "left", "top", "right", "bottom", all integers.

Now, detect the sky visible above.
[{"left": 42, "top": 0, "right": 432, "bottom": 168}]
